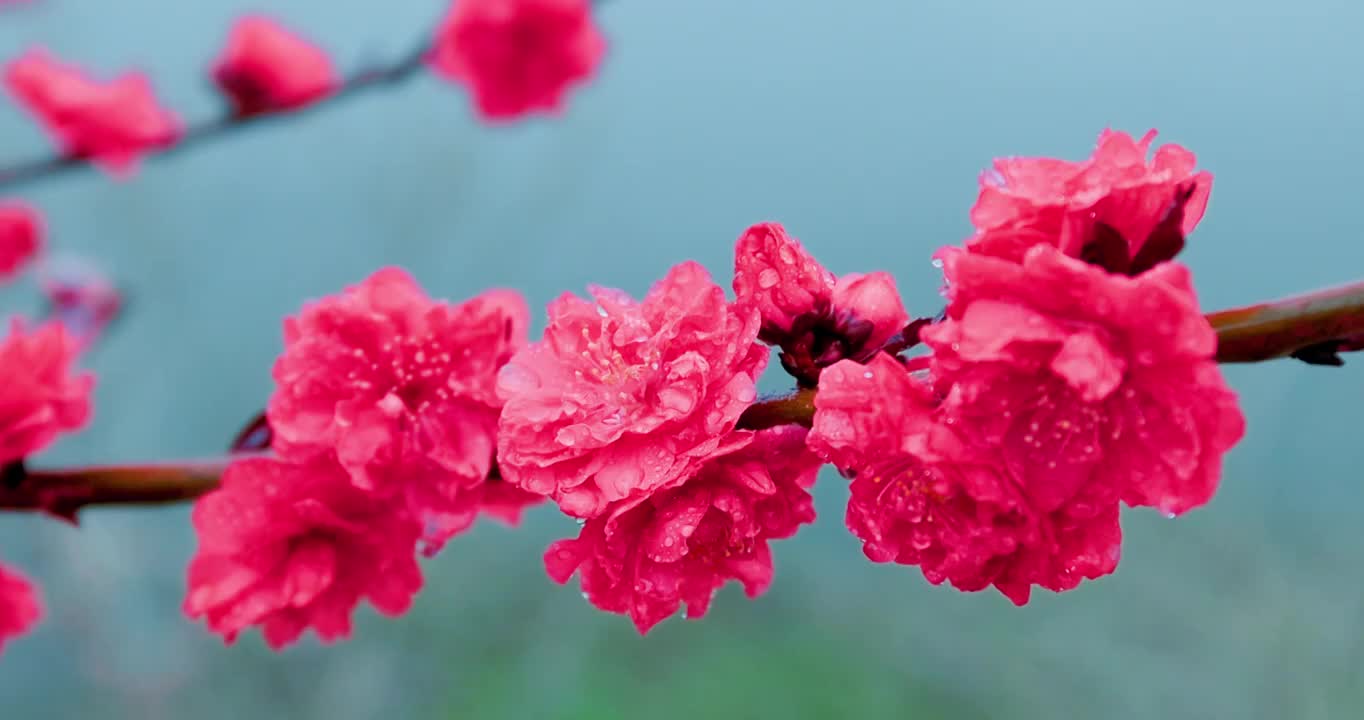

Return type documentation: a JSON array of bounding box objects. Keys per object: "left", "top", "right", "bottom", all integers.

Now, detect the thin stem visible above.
[
  {"left": 0, "top": 457, "right": 233, "bottom": 521},
  {"left": 0, "top": 39, "right": 433, "bottom": 191}
]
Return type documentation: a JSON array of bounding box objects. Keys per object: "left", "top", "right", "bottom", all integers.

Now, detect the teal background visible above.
[{"left": 3, "top": 0, "right": 1364, "bottom": 717}]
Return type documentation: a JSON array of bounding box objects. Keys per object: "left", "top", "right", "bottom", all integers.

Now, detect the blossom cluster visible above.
[
  {"left": 0, "top": 127, "right": 1249, "bottom": 653},
  {"left": 181, "top": 129, "right": 1247, "bottom": 646},
  {"left": 183, "top": 269, "right": 541, "bottom": 647},
  {"left": 0, "top": 0, "right": 607, "bottom": 298},
  {"left": 0, "top": 0, "right": 611, "bottom": 653},
  {"left": 0, "top": 320, "right": 93, "bottom": 651}
]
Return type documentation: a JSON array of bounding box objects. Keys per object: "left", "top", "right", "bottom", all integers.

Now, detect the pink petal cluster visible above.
[
  {"left": 3, "top": 49, "right": 181, "bottom": 176},
  {"left": 429, "top": 0, "right": 606, "bottom": 121},
  {"left": 0, "top": 203, "right": 42, "bottom": 281},
  {"left": 811, "top": 353, "right": 1122, "bottom": 604},
  {"left": 924, "top": 246, "right": 1244, "bottom": 518},
  {"left": 733, "top": 222, "right": 910, "bottom": 385},
  {"left": 969, "top": 130, "right": 1211, "bottom": 269},
  {"left": 188, "top": 268, "right": 538, "bottom": 648},
  {"left": 546, "top": 426, "right": 820, "bottom": 632},
  {"left": 0, "top": 563, "right": 41, "bottom": 654},
  {"left": 496, "top": 262, "right": 768, "bottom": 518},
  {"left": 268, "top": 268, "right": 538, "bottom": 551},
  {"left": 809, "top": 132, "right": 1242, "bottom": 604},
  {"left": 212, "top": 16, "right": 336, "bottom": 116},
  {"left": 0, "top": 320, "right": 93, "bottom": 466},
  {"left": 184, "top": 457, "right": 423, "bottom": 649}
]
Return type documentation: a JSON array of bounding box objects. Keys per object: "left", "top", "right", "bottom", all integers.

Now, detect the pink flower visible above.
[
  {"left": 924, "top": 245, "right": 1245, "bottom": 518},
  {"left": 0, "top": 562, "right": 42, "bottom": 654},
  {"left": 0, "top": 202, "right": 42, "bottom": 281},
  {"left": 429, "top": 0, "right": 606, "bottom": 121},
  {"left": 184, "top": 457, "right": 423, "bottom": 649},
  {"left": 733, "top": 222, "right": 911, "bottom": 385},
  {"left": 268, "top": 268, "right": 535, "bottom": 552},
  {"left": 497, "top": 262, "right": 768, "bottom": 518},
  {"left": 212, "top": 15, "right": 336, "bottom": 116},
  {"left": 0, "top": 320, "right": 93, "bottom": 465},
  {"left": 3, "top": 49, "right": 180, "bottom": 176},
  {"left": 968, "top": 130, "right": 1212, "bottom": 272},
  {"left": 545, "top": 426, "right": 821, "bottom": 633},
  {"left": 810, "top": 354, "right": 1121, "bottom": 604}
]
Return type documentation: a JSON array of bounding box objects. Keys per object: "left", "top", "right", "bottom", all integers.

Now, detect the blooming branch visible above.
[
  {"left": 6, "top": 119, "right": 1364, "bottom": 650},
  {"left": 7, "top": 275, "right": 1364, "bottom": 519},
  {"left": 0, "top": 0, "right": 608, "bottom": 190},
  {"left": 0, "top": 39, "right": 430, "bottom": 191}
]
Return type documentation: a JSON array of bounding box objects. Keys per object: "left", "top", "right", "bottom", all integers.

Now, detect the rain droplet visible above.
[
  {"left": 757, "top": 268, "right": 781, "bottom": 289},
  {"left": 931, "top": 258, "right": 944, "bottom": 269}
]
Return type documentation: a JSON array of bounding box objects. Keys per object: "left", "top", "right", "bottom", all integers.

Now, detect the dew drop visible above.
[{"left": 757, "top": 268, "right": 781, "bottom": 289}]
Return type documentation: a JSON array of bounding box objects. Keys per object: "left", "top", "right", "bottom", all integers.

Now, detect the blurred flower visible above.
[
  {"left": 34, "top": 253, "right": 123, "bottom": 352},
  {"left": 923, "top": 246, "right": 1245, "bottom": 518},
  {"left": 810, "top": 354, "right": 1121, "bottom": 604},
  {"left": 212, "top": 15, "right": 336, "bottom": 117},
  {"left": 429, "top": 0, "right": 606, "bottom": 121},
  {"left": 3, "top": 49, "right": 181, "bottom": 176},
  {"left": 733, "top": 222, "right": 910, "bottom": 385},
  {"left": 184, "top": 457, "right": 423, "bottom": 649},
  {"left": 0, "top": 563, "right": 41, "bottom": 654},
  {"left": 968, "top": 129, "right": 1211, "bottom": 272},
  {"left": 0, "top": 320, "right": 93, "bottom": 466},
  {"left": 0, "top": 202, "right": 42, "bottom": 282},
  {"left": 497, "top": 262, "right": 767, "bottom": 518},
  {"left": 546, "top": 426, "right": 820, "bottom": 633},
  {"left": 268, "top": 268, "right": 537, "bottom": 553}
]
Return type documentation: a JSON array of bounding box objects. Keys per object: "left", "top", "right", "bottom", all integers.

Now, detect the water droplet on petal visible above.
[{"left": 757, "top": 268, "right": 781, "bottom": 289}]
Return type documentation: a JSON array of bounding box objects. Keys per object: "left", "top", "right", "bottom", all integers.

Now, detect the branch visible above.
[
  {"left": 0, "top": 38, "right": 432, "bottom": 191},
  {"left": 0, "top": 457, "right": 233, "bottom": 522},
  {"left": 1208, "top": 278, "right": 1364, "bottom": 363},
  {"left": 5, "top": 276, "right": 1364, "bottom": 516}
]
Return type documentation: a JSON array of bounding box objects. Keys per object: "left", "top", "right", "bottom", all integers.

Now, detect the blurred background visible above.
[{"left": 2, "top": 0, "right": 1363, "bottom": 717}]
